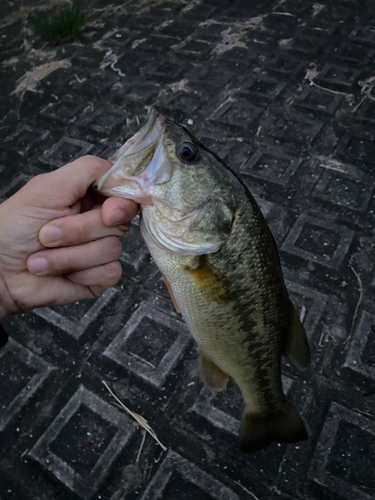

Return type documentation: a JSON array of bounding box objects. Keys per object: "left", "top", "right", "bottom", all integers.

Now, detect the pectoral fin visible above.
[
  {"left": 162, "top": 274, "right": 180, "bottom": 313},
  {"left": 189, "top": 258, "right": 233, "bottom": 303},
  {"left": 282, "top": 303, "right": 310, "bottom": 370}
]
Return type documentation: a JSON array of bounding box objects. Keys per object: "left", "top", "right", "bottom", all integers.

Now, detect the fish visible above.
[{"left": 94, "top": 108, "right": 310, "bottom": 452}]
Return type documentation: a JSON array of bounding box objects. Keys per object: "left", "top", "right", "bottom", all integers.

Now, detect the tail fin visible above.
[{"left": 239, "top": 401, "right": 308, "bottom": 453}]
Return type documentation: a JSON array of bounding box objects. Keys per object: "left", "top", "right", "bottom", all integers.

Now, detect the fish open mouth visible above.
[
  {"left": 112, "top": 107, "right": 162, "bottom": 159},
  {"left": 92, "top": 108, "right": 165, "bottom": 193}
]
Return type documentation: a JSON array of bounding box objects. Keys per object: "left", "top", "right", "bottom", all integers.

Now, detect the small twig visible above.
[
  {"left": 352, "top": 96, "right": 366, "bottom": 113},
  {"left": 318, "top": 325, "right": 331, "bottom": 347},
  {"left": 358, "top": 77, "right": 375, "bottom": 102},
  {"left": 319, "top": 162, "right": 345, "bottom": 173},
  {"left": 136, "top": 430, "right": 147, "bottom": 463},
  {"left": 234, "top": 480, "right": 260, "bottom": 500},
  {"left": 129, "top": 352, "right": 155, "bottom": 369},
  {"left": 228, "top": 137, "right": 244, "bottom": 142},
  {"left": 299, "top": 305, "right": 306, "bottom": 323},
  {"left": 153, "top": 448, "right": 165, "bottom": 463},
  {"left": 354, "top": 408, "right": 373, "bottom": 418},
  {"left": 102, "top": 381, "right": 167, "bottom": 451},
  {"left": 74, "top": 73, "right": 84, "bottom": 83},
  {"left": 110, "top": 59, "right": 125, "bottom": 77},
  {"left": 304, "top": 65, "right": 353, "bottom": 98},
  {"left": 345, "top": 264, "right": 363, "bottom": 348},
  {"left": 143, "top": 462, "right": 153, "bottom": 485},
  {"left": 187, "top": 381, "right": 195, "bottom": 387},
  {"left": 113, "top": 402, "right": 125, "bottom": 411},
  {"left": 308, "top": 80, "right": 353, "bottom": 97}
]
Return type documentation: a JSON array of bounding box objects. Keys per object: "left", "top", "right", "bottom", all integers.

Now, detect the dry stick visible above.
[
  {"left": 136, "top": 430, "right": 147, "bottom": 463},
  {"left": 354, "top": 408, "right": 373, "bottom": 418},
  {"left": 345, "top": 264, "right": 364, "bottom": 348},
  {"left": 102, "top": 381, "right": 167, "bottom": 451},
  {"left": 234, "top": 480, "right": 260, "bottom": 500},
  {"left": 309, "top": 80, "right": 353, "bottom": 97},
  {"left": 129, "top": 352, "right": 156, "bottom": 369},
  {"left": 352, "top": 77, "right": 375, "bottom": 112}
]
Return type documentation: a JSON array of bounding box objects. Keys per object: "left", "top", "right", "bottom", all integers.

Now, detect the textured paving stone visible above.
[{"left": 1, "top": 0, "right": 375, "bottom": 499}]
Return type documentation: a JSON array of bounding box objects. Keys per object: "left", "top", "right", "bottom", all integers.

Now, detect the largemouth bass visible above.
[{"left": 94, "top": 108, "right": 310, "bottom": 452}]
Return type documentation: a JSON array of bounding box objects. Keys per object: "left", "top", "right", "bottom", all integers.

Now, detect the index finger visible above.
[
  {"left": 50, "top": 155, "right": 114, "bottom": 205},
  {"left": 21, "top": 156, "right": 113, "bottom": 209}
]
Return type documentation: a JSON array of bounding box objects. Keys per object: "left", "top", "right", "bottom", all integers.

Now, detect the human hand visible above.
[{"left": 0, "top": 156, "right": 139, "bottom": 321}]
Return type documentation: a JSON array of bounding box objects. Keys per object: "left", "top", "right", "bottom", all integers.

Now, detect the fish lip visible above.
[
  {"left": 123, "top": 107, "right": 162, "bottom": 157},
  {"left": 92, "top": 108, "right": 163, "bottom": 191}
]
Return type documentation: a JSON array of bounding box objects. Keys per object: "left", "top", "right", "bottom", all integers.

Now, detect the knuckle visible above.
[
  {"left": 26, "top": 174, "right": 47, "bottom": 191},
  {"left": 81, "top": 154, "right": 97, "bottom": 163},
  {"left": 104, "top": 236, "right": 122, "bottom": 258},
  {"left": 74, "top": 218, "right": 90, "bottom": 242},
  {"left": 117, "top": 223, "right": 131, "bottom": 234},
  {"left": 89, "top": 285, "right": 106, "bottom": 298},
  {"left": 107, "top": 261, "right": 122, "bottom": 282}
]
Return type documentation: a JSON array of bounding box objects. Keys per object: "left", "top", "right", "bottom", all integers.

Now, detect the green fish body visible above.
[{"left": 95, "top": 108, "right": 310, "bottom": 452}]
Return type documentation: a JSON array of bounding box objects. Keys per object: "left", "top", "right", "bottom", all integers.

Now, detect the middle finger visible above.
[{"left": 39, "top": 207, "right": 129, "bottom": 248}]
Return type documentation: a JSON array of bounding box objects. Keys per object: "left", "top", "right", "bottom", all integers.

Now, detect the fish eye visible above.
[{"left": 179, "top": 142, "right": 199, "bottom": 162}]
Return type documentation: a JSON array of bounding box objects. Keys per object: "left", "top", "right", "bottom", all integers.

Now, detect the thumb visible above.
[
  {"left": 102, "top": 197, "right": 140, "bottom": 226},
  {"left": 24, "top": 156, "right": 114, "bottom": 208}
]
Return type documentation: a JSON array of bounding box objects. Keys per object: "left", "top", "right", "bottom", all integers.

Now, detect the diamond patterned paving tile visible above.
[
  {"left": 103, "top": 302, "right": 191, "bottom": 388},
  {"left": 1, "top": 0, "right": 375, "bottom": 499},
  {"left": 140, "top": 450, "right": 240, "bottom": 500},
  {"left": 309, "top": 402, "right": 375, "bottom": 500},
  {"left": 0, "top": 339, "right": 55, "bottom": 432},
  {"left": 281, "top": 214, "right": 355, "bottom": 269},
  {"left": 28, "top": 385, "right": 137, "bottom": 500}
]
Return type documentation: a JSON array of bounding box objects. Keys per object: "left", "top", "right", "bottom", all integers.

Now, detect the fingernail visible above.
[
  {"left": 42, "top": 226, "right": 63, "bottom": 244},
  {"left": 109, "top": 209, "right": 127, "bottom": 226},
  {"left": 29, "top": 257, "right": 48, "bottom": 275}
]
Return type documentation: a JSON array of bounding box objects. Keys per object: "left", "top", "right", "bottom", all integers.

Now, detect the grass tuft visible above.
[{"left": 29, "top": 5, "right": 86, "bottom": 45}]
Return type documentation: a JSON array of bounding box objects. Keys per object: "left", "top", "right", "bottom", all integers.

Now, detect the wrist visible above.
[{"left": 0, "top": 273, "right": 17, "bottom": 321}]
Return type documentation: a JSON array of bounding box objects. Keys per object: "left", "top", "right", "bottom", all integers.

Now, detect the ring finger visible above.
[{"left": 66, "top": 261, "right": 122, "bottom": 287}]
